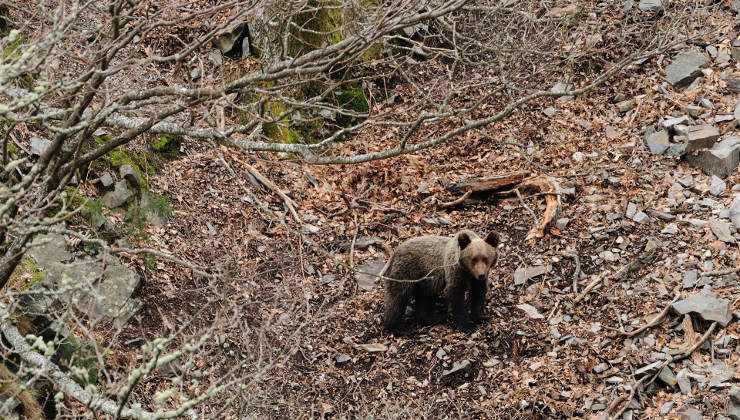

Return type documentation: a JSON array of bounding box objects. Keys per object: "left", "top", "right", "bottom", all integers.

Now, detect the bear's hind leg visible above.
[{"left": 413, "top": 286, "right": 442, "bottom": 325}]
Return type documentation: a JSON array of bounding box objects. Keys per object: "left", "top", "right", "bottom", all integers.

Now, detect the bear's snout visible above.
[{"left": 477, "top": 273, "right": 486, "bottom": 281}]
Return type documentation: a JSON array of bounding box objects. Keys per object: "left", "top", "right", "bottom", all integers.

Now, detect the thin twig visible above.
[
  {"left": 243, "top": 162, "right": 302, "bottom": 224},
  {"left": 349, "top": 213, "right": 358, "bottom": 268},
  {"left": 515, "top": 188, "right": 538, "bottom": 226},
  {"left": 621, "top": 288, "right": 681, "bottom": 337},
  {"left": 561, "top": 251, "right": 581, "bottom": 294},
  {"left": 438, "top": 188, "right": 472, "bottom": 208},
  {"left": 612, "top": 321, "right": 718, "bottom": 418}
]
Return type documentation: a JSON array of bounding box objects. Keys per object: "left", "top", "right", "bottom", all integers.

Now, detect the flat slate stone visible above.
[
  {"left": 27, "top": 233, "right": 73, "bottom": 268},
  {"left": 686, "top": 136, "right": 740, "bottom": 178},
  {"left": 685, "top": 125, "right": 720, "bottom": 152},
  {"left": 355, "top": 258, "right": 386, "bottom": 291},
  {"left": 638, "top": 0, "right": 662, "bottom": 12},
  {"left": 672, "top": 288, "right": 732, "bottom": 327},
  {"left": 645, "top": 130, "right": 670, "bottom": 155},
  {"left": 29, "top": 137, "right": 51, "bottom": 157},
  {"left": 665, "top": 51, "right": 708, "bottom": 87}
]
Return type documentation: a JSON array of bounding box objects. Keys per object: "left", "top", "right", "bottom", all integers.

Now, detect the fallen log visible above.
[{"left": 446, "top": 170, "right": 530, "bottom": 193}]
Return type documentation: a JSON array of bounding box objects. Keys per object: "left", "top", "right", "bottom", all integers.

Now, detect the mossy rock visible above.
[{"left": 151, "top": 133, "right": 181, "bottom": 160}]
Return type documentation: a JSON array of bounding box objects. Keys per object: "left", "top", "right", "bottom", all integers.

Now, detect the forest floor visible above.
[{"left": 84, "top": 7, "right": 740, "bottom": 420}]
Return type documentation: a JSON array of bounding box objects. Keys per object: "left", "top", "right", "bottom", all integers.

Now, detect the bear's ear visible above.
[
  {"left": 457, "top": 232, "right": 471, "bottom": 250},
  {"left": 484, "top": 232, "right": 500, "bottom": 248}
]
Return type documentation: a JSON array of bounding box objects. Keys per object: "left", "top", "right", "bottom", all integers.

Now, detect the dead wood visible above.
[
  {"left": 236, "top": 159, "right": 302, "bottom": 224},
  {"left": 437, "top": 187, "right": 472, "bottom": 208},
  {"left": 446, "top": 171, "right": 530, "bottom": 192},
  {"left": 442, "top": 172, "right": 561, "bottom": 241}
]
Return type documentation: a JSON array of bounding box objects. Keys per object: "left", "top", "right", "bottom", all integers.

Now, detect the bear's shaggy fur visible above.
[{"left": 381, "top": 230, "right": 499, "bottom": 333}]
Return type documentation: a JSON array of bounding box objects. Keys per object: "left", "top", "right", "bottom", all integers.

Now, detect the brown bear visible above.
[{"left": 381, "top": 230, "right": 500, "bottom": 333}]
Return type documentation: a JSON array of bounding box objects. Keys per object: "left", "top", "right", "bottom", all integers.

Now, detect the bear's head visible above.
[{"left": 457, "top": 231, "right": 499, "bottom": 282}]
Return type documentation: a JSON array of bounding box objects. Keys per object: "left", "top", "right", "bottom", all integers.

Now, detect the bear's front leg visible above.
[
  {"left": 449, "top": 283, "right": 475, "bottom": 333},
  {"left": 469, "top": 280, "right": 487, "bottom": 323}
]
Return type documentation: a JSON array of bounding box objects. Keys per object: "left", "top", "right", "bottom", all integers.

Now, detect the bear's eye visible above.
[
  {"left": 472, "top": 258, "right": 478, "bottom": 264},
  {"left": 481, "top": 258, "right": 488, "bottom": 265}
]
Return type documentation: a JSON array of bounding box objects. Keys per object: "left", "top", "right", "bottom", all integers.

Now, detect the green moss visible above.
[
  {"left": 107, "top": 149, "right": 148, "bottom": 189},
  {"left": 151, "top": 134, "right": 181, "bottom": 160},
  {"left": 55, "top": 334, "right": 104, "bottom": 385},
  {"left": 335, "top": 87, "right": 368, "bottom": 113},
  {"left": 263, "top": 102, "right": 300, "bottom": 143},
  {"left": 289, "top": 1, "right": 344, "bottom": 56},
  {"left": 2, "top": 33, "right": 23, "bottom": 59}
]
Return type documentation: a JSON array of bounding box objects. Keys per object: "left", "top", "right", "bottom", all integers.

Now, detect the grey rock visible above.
[
  {"left": 626, "top": 202, "right": 637, "bottom": 219},
  {"left": 119, "top": 164, "right": 140, "bottom": 189},
  {"left": 207, "top": 50, "right": 223, "bottom": 67},
  {"left": 724, "top": 73, "right": 740, "bottom": 93},
  {"left": 668, "top": 183, "right": 685, "bottom": 202},
  {"left": 442, "top": 359, "right": 472, "bottom": 377},
  {"left": 638, "top": 0, "right": 662, "bottom": 12},
  {"left": 517, "top": 303, "right": 544, "bottom": 319},
  {"left": 659, "top": 367, "right": 677, "bottom": 386},
  {"left": 334, "top": 354, "right": 351, "bottom": 364},
  {"left": 27, "top": 233, "right": 73, "bottom": 267},
  {"left": 635, "top": 360, "right": 662, "bottom": 376},
  {"left": 594, "top": 362, "right": 610, "bottom": 373},
  {"left": 678, "top": 175, "right": 694, "bottom": 188},
  {"left": 682, "top": 105, "right": 702, "bottom": 117},
  {"left": 605, "top": 376, "right": 623, "bottom": 384},
  {"left": 645, "top": 130, "right": 670, "bottom": 155},
  {"left": 672, "top": 288, "right": 732, "bottom": 327},
  {"left": 355, "top": 258, "right": 386, "bottom": 291},
  {"left": 189, "top": 67, "right": 201, "bottom": 81},
  {"left": 709, "top": 372, "right": 733, "bottom": 388},
  {"left": 730, "top": 403, "right": 740, "bottom": 420},
  {"left": 633, "top": 211, "right": 650, "bottom": 224},
  {"left": 735, "top": 100, "right": 740, "bottom": 122},
  {"left": 555, "top": 218, "right": 570, "bottom": 230},
  {"left": 212, "top": 22, "right": 249, "bottom": 57},
  {"left": 731, "top": 386, "right": 740, "bottom": 403},
  {"left": 29, "top": 136, "right": 51, "bottom": 157},
  {"left": 677, "top": 368, "right": 692, "bottom": 394},
  {"left": 140, "top": 191, "right": 168, "bottom": 226},
  {"left": 710, "top": 218, "right": 736, "bottom": 244},
  {"left": 700, "top": 98, "right": 713, "bottom": 109},
  {"left": 206, "top": 221, "right": 217, "bottom": 236},
  {"left": 662, "top": 115, "right": 689, "bottom": 129},
  {"left": 686, "top": 136, "right": 740, "bottom": 178},
  {"left": 678, "top": 407, "right": 702, "bottom": 420},
  {"left": 543, "top": 106, "right": 557, "bottom": 117},
  {"left": 661, "top": 401, "right": 674, "bottom": 414},
  {"left": 646, "top": 208, "right": 675, "bottom": 221},
  {"left": 436, "top": 348, "right": 447, "bottom": 359},
  {"left": 514, "top": 265, "right": 546, "bottom": 285},
  {"left": 666, "top": 143, "right": 687, "bottom": 156},
  {"left": 103, "top": 180, "right": 134, "bottom": 208},
  {"left": 685, "top": 125, "right": 720, "bottom": 152},
  {"left": 683, "top": 269, "right": 698, "bottom": 289},
  {"left": 665, "top": 51, "right": 708, "bottom": 87},
  {"left": 660, "top": 223, "right": 678, "bottom": 235},
  {"left": 338, "top": 236, "right": 384, "bottom": 251},
  {"left": 729, "top": 198, "right": 740, "bottom": 229},
  {"left": 99, "top": 172, "right": 115, "bottom": 188},
  {"left": 716, "top": 114, "right": 735, "bottom": 123},
  {"left": 551, "top": 82, "right": 573, "bottom": 101},
  {"left": 711, "top": 175, "right": 727, "bottom": 196},
  {"left": 706, "top": 45, "right": 718, "bottom": 59},
  {"left": 616, "top": 99, "right": 634, "bottom": 113}
]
